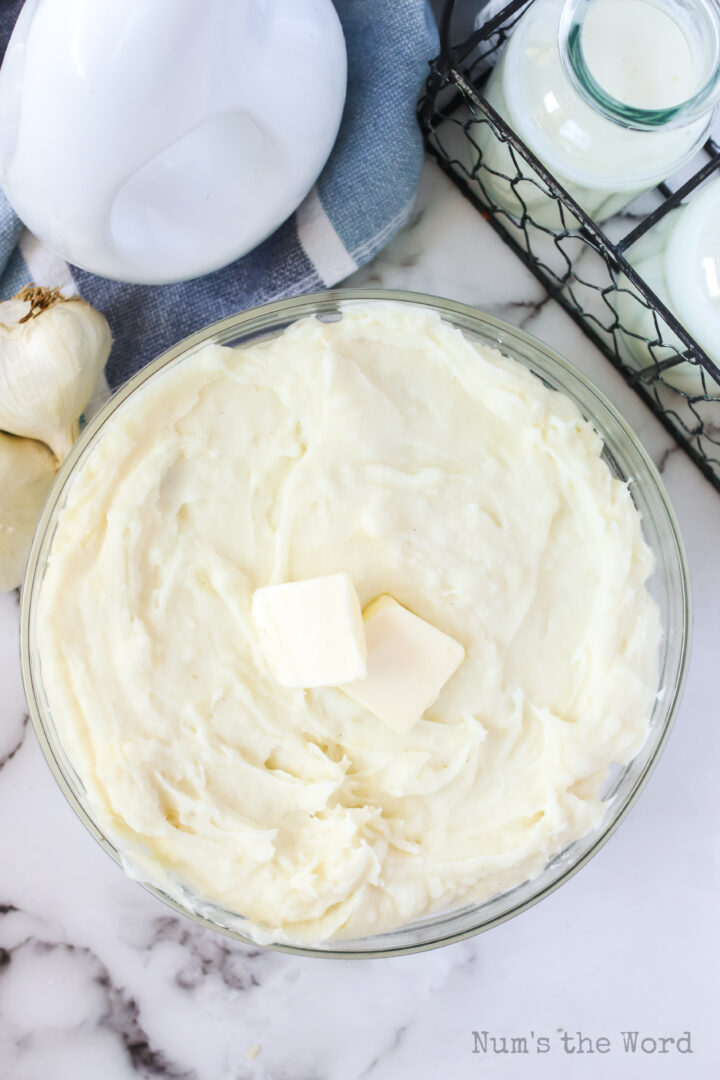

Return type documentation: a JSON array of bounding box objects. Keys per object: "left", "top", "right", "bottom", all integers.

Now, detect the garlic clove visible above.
[
  {"left": 0, "top": 286, "right": 112, "bottom": 462},
  {"left": 0, "top": 432, "right": 57, "bottom": 593},
  {"left": 0, "top": 299, "right": 35, "bottom": 329}
]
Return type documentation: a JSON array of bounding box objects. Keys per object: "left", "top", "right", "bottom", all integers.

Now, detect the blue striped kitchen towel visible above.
[{"left": 0, "top": 0, "right": 438, "bottom": 390}]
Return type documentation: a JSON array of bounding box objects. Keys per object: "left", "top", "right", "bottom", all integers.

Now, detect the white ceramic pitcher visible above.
[{"left": 0, "top": 0, "right": 347, "bottom": 283}]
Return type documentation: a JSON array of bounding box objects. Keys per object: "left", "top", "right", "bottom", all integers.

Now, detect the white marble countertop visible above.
[{"left": 1, "top": 161, "right": 718, "bottom": 1080}]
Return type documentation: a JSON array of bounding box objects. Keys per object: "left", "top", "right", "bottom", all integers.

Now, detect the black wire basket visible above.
[{"left": 419, "top": 0, "right": 720, "bottom": 491}]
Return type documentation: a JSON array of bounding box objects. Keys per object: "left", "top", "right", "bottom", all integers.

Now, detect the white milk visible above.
[
  {"left": 476, "top": 0, "right": 718, "bottom": 227},
  {"left": 617, "top": 177, "right": 720, "bottom": 395},
  {"left": 0, "top": 0, "right": 347, "bottom": 283},
  {"left": 582, "top": 0, "right": 694, "bottom": 110}
]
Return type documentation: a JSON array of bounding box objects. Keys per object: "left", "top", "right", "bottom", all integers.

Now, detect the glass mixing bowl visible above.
[{"left": 21, "top": 289, "right": 691, "bottom": 958}]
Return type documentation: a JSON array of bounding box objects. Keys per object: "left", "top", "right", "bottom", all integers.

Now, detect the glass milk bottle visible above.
[
  {"left": 616, "top": 177, "right": 720, "bottom": 396},
  {"left": 477, "top": 0, "right": 720, "bottom": 227}
]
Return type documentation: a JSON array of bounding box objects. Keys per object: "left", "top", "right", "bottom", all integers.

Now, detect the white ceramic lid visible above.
[{"left": 0, "top": 0, "right": 347, "bottom": 285}]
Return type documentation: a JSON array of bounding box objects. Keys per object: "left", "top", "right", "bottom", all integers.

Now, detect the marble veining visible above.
[
  {"left": 656, "top": 442, "right": 684, "bottom": 475},
  {"left": 0, "top": 160, "right": 718, "bottom": 1079},
  {"left": 128, "top": 916, "right": 274, "bottom": 995},
  {"left": 0, "top": 714, "right": 28, "bottom": 773},
  {"left": 0, "top": 904, "right": 193, "bottom": 1078}
]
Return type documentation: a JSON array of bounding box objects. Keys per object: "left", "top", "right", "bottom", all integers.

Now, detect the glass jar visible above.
[
  {"left": 616, "top": 177, "right": 720, "bottom": 395},
  {"left": 476, "top": 0, "right": 720, "bottom": 228}
]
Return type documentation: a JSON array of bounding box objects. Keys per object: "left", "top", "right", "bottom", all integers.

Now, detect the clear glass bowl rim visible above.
[{"left": 20, "top": 287, "right": 692, "bottom": 959}]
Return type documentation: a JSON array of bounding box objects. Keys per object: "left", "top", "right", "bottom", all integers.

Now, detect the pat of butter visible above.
[
  {"left": 342, "top": 596, "right": 465, "bottom": 733},
  {"left": 252, "top": 573, "right": 367, "bottom": 688}
]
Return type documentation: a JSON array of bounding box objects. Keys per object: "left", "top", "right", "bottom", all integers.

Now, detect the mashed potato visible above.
[{"left": 37, "top": 303, "right": 660, "bottom": 942}]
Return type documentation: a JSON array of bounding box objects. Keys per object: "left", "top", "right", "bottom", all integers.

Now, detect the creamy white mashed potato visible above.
[{"left": 37, "top": 303, "right": 661, "bottom": 943}]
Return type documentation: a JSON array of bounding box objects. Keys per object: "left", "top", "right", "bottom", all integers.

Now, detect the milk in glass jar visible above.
[
  {"left": 616, "top": 177, "right": 720, "bottom": 395},
  {"left": 477, "top": 0, "right": 720, "bottom": 227}
]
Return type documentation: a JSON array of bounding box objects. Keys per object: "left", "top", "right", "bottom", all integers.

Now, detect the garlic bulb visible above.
[
  {"left": 0, "top": 285, "right": 111, "bottom": 462},
  {"left": 0, "top": 432, "right": 56, "bottom": 592}
]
